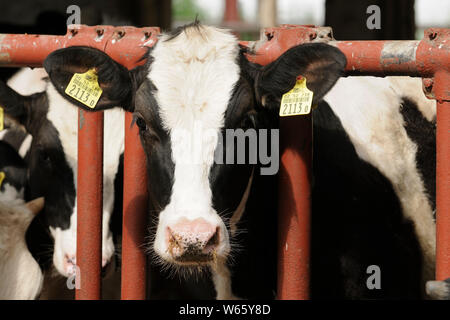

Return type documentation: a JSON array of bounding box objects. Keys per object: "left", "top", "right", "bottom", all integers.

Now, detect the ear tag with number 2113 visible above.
[
  {"left": 65, "top": 69, "right": 103, "bottom": 109},
  {"left": 279, "top": 76, "right": 313, "bottom": 117}
]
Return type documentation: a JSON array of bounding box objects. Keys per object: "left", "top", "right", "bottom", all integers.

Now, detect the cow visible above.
[
  {"left": 41, "top": 22, "right": 447, "bottom": 299},
  {"left": 0, "top": 66, "right": 124, "bottom": 281}
]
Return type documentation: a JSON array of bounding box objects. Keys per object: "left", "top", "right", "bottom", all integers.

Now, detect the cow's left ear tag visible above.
[
  {"left": 279, "top": 76, "right": 313, "bottom": 117},
  {"left": 65, "top": 68, "right": 103, "bottom": 109},
  {"left": 0, "top": 106, "right": 4, "bottom": 131},
  {"left": 0, "top": 172, "right": 5, "bottom": 188}
]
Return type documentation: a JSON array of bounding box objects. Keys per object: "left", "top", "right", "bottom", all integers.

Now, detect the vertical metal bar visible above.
[
  {"left": 277, "top": 115, "right": 312, "bottom": 299},
  {"left": 121, "top": 112, "right": 148, "bottom": 299},
  {"left": 76, "top": 110, "right": 104, "bottom": 300},
  {"left": 435, "top": 70, "right": 450, "bottom": 281},
  {"left": 223, "top": 0, "right": 240, "bottom": 22}
]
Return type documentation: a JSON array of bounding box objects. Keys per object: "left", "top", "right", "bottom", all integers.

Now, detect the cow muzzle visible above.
[{"left": 165, "top": 218, "right": 221, "bottom": 263}]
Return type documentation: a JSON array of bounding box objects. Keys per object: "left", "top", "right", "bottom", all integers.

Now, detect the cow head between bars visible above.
[
  {"left": 0, "top": 67, "right": 122, "bottom": 277},
  {"left": 43, "top": 23, "right": 346, "bottom": 297}
]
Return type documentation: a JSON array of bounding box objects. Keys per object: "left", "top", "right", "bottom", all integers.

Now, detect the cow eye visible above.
[
  {"left": 39, "top": 150, "right": 51, "bottom": 165},
  {"left": 134, "top": 116, "right": 147, "bottom": 131}
]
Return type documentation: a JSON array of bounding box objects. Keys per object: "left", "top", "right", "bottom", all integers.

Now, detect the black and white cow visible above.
[
  {"left": 41, "top": 22, "right": 446, "bottom": 299},
  {"left": 0, "top": 67, "right": 124, "bottom": 279}
]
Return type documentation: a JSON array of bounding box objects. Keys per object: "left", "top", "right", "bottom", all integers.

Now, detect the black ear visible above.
[
  {"left": 255, "top": 43, "right": 346, "bottom": 107},
  {"left": 44, "top": 46, "right": 146, "bottom": 112},
  {"left": 0, "top": 80, "right": 31, "bottom": 130}
]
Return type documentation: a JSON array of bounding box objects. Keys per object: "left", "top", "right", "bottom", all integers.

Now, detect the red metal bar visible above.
[
  {"left": 76, "top": 110, "right": 104, "bottom": 300},
  {"left": 435, "top": 69, "right": 450, "bottom": 281},
  {"left": 223, "top": 0, "right": 240, "bottom": 22},
  {"left": 118, "top": 29, "right": 158, "bottom": 301},
  {"left": 121, "top": 113, "right": 149, "bottom": 299},
  {"left": 0, "top": 25, "right": 157, "bottom": 67},
  {"left": 250, "top": 27, "right": 319, "bottom": 300},
  {"left": 277, "top": 115, "right": 312, "bottom": 299},
  {"left": 248, "top": 25, "right": 449, "bottom": 77}
]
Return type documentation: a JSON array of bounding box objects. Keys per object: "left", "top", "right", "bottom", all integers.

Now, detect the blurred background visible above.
[{"left": 0, "top": 0, "right": 448, "bottom": 40}]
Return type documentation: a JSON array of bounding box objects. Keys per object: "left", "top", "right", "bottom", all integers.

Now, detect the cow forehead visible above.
[{"left": 148, "top": 25, "right": 241, "bottom": 133}]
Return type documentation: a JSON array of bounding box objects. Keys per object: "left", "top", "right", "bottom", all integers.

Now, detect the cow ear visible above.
[
  {"left": 255, "top": 43, "right": 346, "bottom": 107},
  {"left": 44, "top": 46, "right": 146, "bottom": 112}
]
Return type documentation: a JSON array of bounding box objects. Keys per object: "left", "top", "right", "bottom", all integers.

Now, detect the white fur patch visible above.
[
  {"left": 3, "top": 67, "right": 46, "bottom": 158},
  {"left": 324, "top": 76, "right": 436, "bottom": 281},
  {"left": 148, "top": 25, "right": 241, "bottom": 262},
  {"left": 0, "top": 183, "right": 24, "bottom": 204}
]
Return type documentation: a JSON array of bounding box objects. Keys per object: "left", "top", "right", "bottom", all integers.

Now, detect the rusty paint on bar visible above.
[
  {"left": 435, "top": 70, "right": 450, "bottom": 281},
  {"left": 76, "top": 110, "right": 104, "bottom": 300},
  {"left": 277, "top": 115, "right": 312, "bottom": 299},
  {"left": 0, "top": 25, "right": 158, "bottom": 67},
  {"left": 121, "top": 112, "right": 149, "bottom": 300},
  {"left": 118, "top": 28, "right": 158, "bottom": 300}
]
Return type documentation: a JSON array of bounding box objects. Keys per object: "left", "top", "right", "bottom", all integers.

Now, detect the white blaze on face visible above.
[
  {"left": 149, "top": 26, "right": 241, "bottom": 261},
  {"left": 46, "top": 83, "right": 124, "bottom": 277}
]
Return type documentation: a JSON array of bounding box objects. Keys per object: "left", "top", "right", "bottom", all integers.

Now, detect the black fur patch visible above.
[{"left": 399, "top": 97, "right": 436, "bottom": 212}]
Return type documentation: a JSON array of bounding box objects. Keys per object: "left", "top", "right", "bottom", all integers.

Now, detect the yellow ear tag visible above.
[
  {"left": 279, "top": 77, "right": 313, "bottom": 117},
  {"left": 0, "top": 106, "right": 4, "bottom": 131},
  {"left": 0, "top": 172, "right": 5, "bottom": 188},
  {"left": 65, "top": 69, "right": 103, "bottom": 109}
]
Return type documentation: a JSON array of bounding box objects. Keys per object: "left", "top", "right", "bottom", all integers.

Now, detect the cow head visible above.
[
  {"left": 0, "top": 68, "right": 121, "bottom": 277},
  {"left": 43, "top": 23, "right": 345, "bottom": 272}
]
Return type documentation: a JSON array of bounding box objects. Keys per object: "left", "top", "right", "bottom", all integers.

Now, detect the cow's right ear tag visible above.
[
  {"left": 0, "top": 106, "right": 4, "bottom": 131},
  {"left": 0, "top": 172, "right": 5, "bottom": 188},
  {"left": 65, "top": 68, "right": 103, "bottom": 109}
]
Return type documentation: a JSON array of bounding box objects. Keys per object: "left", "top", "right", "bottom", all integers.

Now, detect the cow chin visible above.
[{"left": 50, "top": 226, "right": 115, "bottom": 278}]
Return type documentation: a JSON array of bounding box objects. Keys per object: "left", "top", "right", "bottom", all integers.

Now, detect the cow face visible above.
[
  {"left": 0, "top": 69, "right": 122, "bottom": 277},
  {"left": 44, "top": 23, "right": 345, "bottom": 272}
]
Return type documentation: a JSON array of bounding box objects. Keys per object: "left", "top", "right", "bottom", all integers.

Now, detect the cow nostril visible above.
[
  {"left": 167, "top": 227, "right": 183, "bottom": 255},
  {"left": 203, "top": 227, "right": 220, "bottom": 253},
  {"left": 64, "top": 254, "right": 76, "bottom": 265}
]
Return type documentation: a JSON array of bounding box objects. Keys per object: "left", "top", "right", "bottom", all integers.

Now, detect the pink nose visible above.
[
  {"left": 166, "top": 218, "right": 220, "bottom": 261},
  {"left": 63, "top": 254, "right": 77, "bottom": 275}
]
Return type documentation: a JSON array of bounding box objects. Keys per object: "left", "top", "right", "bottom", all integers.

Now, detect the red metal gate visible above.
[{"left": 0, "top": 24, "right": 448, "bottom": 300}]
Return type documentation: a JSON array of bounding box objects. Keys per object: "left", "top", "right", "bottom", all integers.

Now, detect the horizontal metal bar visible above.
[{"left": 0, "top": 25, "right": 158, "bottom": 68}]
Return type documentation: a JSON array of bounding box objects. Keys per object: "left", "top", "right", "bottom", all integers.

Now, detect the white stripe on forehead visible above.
[
  {"left": 149, "top": 25, "right": 240, "bottom": 132},
  {"left": 148, "top": 25, "right": 240, "bottom": 214}
]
